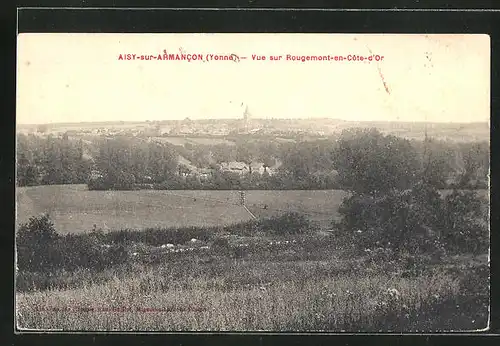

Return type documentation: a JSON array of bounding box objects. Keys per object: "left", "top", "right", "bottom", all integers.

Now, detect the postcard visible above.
[{"left": 15, "top": 33, "right": 490, "bottom": 332}]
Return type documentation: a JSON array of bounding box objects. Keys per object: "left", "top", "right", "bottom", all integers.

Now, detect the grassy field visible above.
[
  {"left": 15, "top": 267, "right": 461, "bottom": 331},
  {"left": 16, "top": 185, "right": 348, "bottom": 233},
  {"left": 16, "top": 237, "right": 489, "bottom": 331}
]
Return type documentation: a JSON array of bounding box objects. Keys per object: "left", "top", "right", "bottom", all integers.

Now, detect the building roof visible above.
[{"left": 221, "top": 161, "right": 248, "bottom": 171}]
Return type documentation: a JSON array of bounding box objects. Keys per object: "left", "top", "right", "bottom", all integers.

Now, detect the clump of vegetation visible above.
[
  {"left": 226, "top": 212, "right": 313, "bottom": 236},
  {"left": 333, "top": 128, "right": 420, "bottom": 194},
  {"left": 337, "top": 185, "right": 488, "bottom": 256},
  {"left": 16, "top": 214, "right": 60, "bottom": 272},
  {"left": 222, "top": 219, "right": 258, "bottom": 236},
  {"left": 258, "top": 212, "right": 312, "bottom": 235},
  {"left": 16, "top": 212, "right": 314, "bottom": 276},
  {"left": 441, "top": 189, "right": 489, "bottom": 254},
  {"left": 87, "top": 171, "right": 137, "bottom": 191},
  {"left": 333, "top": 129, "right": 488, "bottom": 257},
  {"left": 16, "top": 134, "right": 92, "bottom": 187},
  {"left": 16, "top": 215, "right": 131, "bottom": 273}
]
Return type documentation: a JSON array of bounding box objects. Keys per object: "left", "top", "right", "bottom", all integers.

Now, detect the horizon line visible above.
[{"left": 16, "top": 118, "right": 490, "bottom": 127}]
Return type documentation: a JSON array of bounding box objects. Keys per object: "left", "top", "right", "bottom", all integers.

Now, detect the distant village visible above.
[
  {"left": 16, "top": 103, "right": 489, "bottom": 191},
  {"left": 17, "top": 102, "right": 489, "bottom": 142},
  {"left": 18, "top": 104, "right": 330, "bottom": 138}
]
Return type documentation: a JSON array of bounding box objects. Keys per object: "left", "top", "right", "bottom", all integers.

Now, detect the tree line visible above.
[
  {"left": 16, "top": 133, "right": 91, "bottom": 186},
  {"left": 16, "top": 129, "right": 489, "bottom": 191}
]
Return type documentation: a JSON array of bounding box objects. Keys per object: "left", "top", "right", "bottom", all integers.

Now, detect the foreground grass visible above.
[
  {"left": 16, "top": 256, "right": 488, "bottom": 331},
  {"left": 15, "top": 208, "right": 490, "bottom": 332}
]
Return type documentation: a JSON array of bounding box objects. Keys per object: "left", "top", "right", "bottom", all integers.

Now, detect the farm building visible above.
[
  {"left": 219, "top": 161, "right": 280, "bottom": 176},
  {"left": 220, "top": 162, "right": 248, "bottom": 173}
]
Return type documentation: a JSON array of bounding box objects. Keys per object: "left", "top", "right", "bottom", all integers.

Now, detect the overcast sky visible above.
[{"left": 17, "top": 33, "right": 490, "bottom": 125}]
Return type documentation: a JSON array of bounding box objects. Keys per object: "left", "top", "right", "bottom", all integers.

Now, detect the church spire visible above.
[{"left": 243, "top": 104, "right": 250, "bottom": 132}]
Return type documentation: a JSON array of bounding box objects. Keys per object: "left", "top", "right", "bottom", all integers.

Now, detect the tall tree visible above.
[{"left": 334, "top": 128, "right": 419, "bottom": 194}]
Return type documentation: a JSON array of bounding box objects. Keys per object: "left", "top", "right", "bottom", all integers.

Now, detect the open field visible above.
[
  {"left": 16, "top": 185, "right": 349, "bottom": 233},
  {"left": 16, "top": 185, "right": 488, "bottom": 234}
]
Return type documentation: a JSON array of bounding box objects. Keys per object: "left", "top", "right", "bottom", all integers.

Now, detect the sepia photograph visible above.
[{"left": 15, "top": 33, "right": 490, "bottom": 332}]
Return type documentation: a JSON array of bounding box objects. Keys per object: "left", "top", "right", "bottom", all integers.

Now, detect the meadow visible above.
[
  {"left": 16, "top": 184, "right": 488, "bottom": 234},
  {"left": 16, "top": 185, "right": 348, "bottom": 233},
  {"left": 16, "top": 232, "right": 489, "bottom": 331}
]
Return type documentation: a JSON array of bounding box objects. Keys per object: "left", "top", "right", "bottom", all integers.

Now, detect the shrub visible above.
[
  {"left": 212, "top": 236, "right": 230, "bottom": 250},
  {"left": 106, "top": 244, "right": 130, "bottom": 266},
  {"left": 337, "top": 184, "right": 488, "bottom": 256},
  {"left": 56, "top": 233, "right": 111, "bottom": 271},
  {"left": 16, "top": 213, "right": 314, "bottom": 275},
  {"left": 16, "top": 215, "right": 134, "bottom": 273},
  {"left": 441, "top": 190, "right": 489, "bottom": 254},
  {"left": 224, "top": 219, "right": 259, "bottom": 236},
  {"left": 16, "top": 214, "right": 60, "bottom": 272},
  {"left": 212, "top": 236, "right": 232, "bottom": 257},
  {"left": 334, "top": 128, "right": 420, "bottom": 194},
  {"left": 87, "top": 176, "right": 112, "bottom": 190},
  {"left": 87, "top": 171, "right": 137, "bottom": 191},
  {"left": 258, "top": 212, "right": 312, "bottom": 235},
  {"left": 222, "top": 213, "right": 313, "bottom": 236}
]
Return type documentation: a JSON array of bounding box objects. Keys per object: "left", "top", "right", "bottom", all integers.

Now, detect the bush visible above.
[
  {"left": 16, "top": 215, "right": 134, "bottom": 273},
  {"left": 56, "top": 233, "right": 114, "bottom": 271},
  {"left": 441, "top": 190, "right": 489, "bottom": 254},
  {"left": 334, "top": 128, "right": 420, "bottom": 194},
  {"left": 223, "top": 213, "right": 313, "bottom": 236},
  {"left": 87, "top": 176, "right": 111, "bottom": 190},
  {"left": 154, "top": 176, "right": 185, "bottom": 190},
  {"left": 337, "top": 183, "right": 488, "bottom": 255},
  {"left": 212, "top": 236, "right": 231, "bottom": 256},
  {"left": 106, "top": 244, "right": 129, "bottom": 266},
  {"left": 87, "top": 171, "right": 137, "bottom": 191},
  {"left": 224, "top": 220, "right": 259, "bottom": 236},
  {"left": 258, "top": 212, "right": 312, "bottom": 235},
  {"left": 16, "top": 214, "right": 60, "bottom": 272}
]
